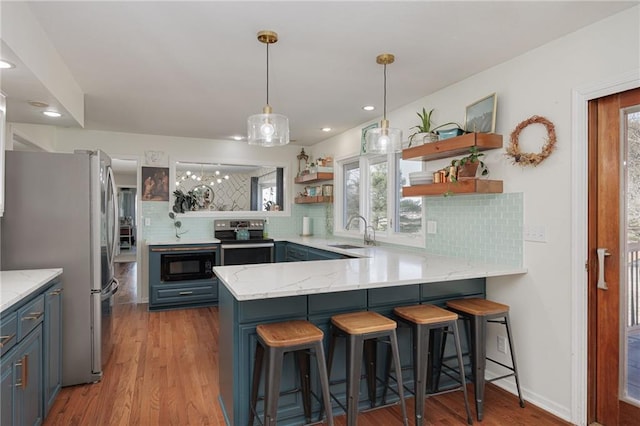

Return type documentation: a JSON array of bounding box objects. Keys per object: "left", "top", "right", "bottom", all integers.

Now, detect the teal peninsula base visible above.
[{"left": 217, "top": 278, "right": 485, "bottom": 426}]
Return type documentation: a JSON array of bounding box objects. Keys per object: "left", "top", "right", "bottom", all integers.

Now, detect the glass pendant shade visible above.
[
  {"left": 247, "top": 106, "right": 289, "bottom": 147},
  {"left": 365, "top": 120, "right": 402, "bottom": 155}
]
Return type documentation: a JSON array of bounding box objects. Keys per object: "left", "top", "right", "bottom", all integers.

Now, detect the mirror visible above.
[{"left": 173, "top": 161, "right": 285, "bottom": 214}]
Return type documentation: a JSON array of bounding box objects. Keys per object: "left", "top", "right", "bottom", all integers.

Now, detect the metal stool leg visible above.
[
  {"left": 470, "top": 315, "right": 487, "bottom": 421},
  {"left": 389, "top": 330, "right": 409, "bottom": 426},
  {"left": 296, "top": 351, "right": 312, "bottom": 422},
  {"left": 249, "top": 342, "right": 265, "bottom": 426},
  {"left": 263, "top": 346, "right": 284, "bottom": 425},
  {"left": 364, "top": 339, "right": 377, "bottom": 408},
  {"left": 346, "top": 334, "right": 364, "bottom": 426},
  {"left": 313, "top": 340, "right": 334, "bottom": 426},
  {"left": 451, "top": 321, "right": 473, "bottom": 425},
  {"left": 414, "top": 324, "right": 429, "bottom": 426},
  {"left": 504, "top": 313, "right": 525, "bottom": 408}
]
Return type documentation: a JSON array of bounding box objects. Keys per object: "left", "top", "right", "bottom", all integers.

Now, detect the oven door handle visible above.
[{"left": 220, "top": 243, "right": 275, "bottom": 249}]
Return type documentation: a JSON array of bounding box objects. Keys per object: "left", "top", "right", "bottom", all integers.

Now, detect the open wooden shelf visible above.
[
  {"left": 402, "top": 179, "right": 503, "bottom": 197},
  {"left": 402, "top": 132, "right": 503, "bottom": 161},
  {"left": 295, "top": 172, "right": 334, "bottom": 184},
  {"left": 294, "top": 196, "right": 334, "bottom": 204}
]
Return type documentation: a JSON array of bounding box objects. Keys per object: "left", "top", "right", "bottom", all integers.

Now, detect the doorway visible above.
[
  {"left": 112, "top": 158, "right": 140, "bottom": 305},
  {"left": 588, "top": 87, "right": 640, "bottom": 425}
]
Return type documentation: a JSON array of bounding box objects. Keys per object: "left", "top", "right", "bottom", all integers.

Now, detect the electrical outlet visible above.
[
  {"left": 145, "top": 217, "right": 151, "bottom": 226},
  {"left": 427, "top": 221, "right": 437, "bottom": 234},
  {"left": 497, "top": 335, "right": 507, "bottom": 354}
]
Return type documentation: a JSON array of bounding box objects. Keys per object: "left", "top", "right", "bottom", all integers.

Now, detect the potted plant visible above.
[
  {"left": 450, "top": 146, "right": 489, "bottom": 180},
  {"left": 408, "top": 107, "right": 462, "bottom": 147}
]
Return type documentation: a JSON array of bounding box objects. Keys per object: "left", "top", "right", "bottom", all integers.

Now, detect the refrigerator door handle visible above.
[{"left": 107, "top": 166, "right": 119, "bottom": 266}]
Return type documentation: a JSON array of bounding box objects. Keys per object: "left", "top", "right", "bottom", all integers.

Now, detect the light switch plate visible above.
[
  {"left": 145, "top": 217, "right": 151, "bottom": 226},
  {"left": 523, "top": 224, "right": 546, "bottom": 242}
]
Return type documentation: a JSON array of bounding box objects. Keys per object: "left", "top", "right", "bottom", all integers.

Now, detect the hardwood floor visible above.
[{"left": 44, "top": 263, "right": 572, "bottom": 425}]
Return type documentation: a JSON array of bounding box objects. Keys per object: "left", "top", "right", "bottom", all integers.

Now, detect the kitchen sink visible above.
[{"left": 327, "top": 244, "right": 363, "bottom": 249}]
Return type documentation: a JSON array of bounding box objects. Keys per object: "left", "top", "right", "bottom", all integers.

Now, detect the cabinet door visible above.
[
  {"left": 1, "top": 353, "right": 15, "bottom": 426},
  {"left": 16, "top": 326, "right": 43, "bottom": 426},
  {"left": 44, "top": 283, "right": 63, "bottom": 415}
]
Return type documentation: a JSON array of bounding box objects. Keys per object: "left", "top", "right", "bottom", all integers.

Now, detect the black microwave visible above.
[{"left": 160, "top": 251, "right": 215, "bottom": 282}]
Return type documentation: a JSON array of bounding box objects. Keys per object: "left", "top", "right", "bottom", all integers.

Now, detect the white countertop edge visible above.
[
  {"left": 0, "top": 268, "right": 63, "bottom": 312},
  {"left": 214, "top": 253, "right": 526, "bottom": 302}
]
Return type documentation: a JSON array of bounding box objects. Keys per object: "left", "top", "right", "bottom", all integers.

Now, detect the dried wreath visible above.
[{"left": 506, "top": 115, "right": 557, "bottom": 166}]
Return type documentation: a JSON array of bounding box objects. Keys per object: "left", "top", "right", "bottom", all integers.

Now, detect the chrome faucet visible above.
[{"left": 346, "top": 214, "right": 376, "bottom": 246}]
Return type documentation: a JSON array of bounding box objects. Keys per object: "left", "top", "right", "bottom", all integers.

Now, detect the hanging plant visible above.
[{"left": 506, "top": 115, "right": 557, "bottom": 166}]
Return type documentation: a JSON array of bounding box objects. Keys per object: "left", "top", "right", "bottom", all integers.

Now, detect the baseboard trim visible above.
[{"left": 485, "top": 368, "right": 572, "bottom": 423}]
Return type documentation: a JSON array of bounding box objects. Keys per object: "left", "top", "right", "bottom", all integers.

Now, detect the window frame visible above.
[{"left": 334, "top": 152, "right": 425, "bottom": 247}]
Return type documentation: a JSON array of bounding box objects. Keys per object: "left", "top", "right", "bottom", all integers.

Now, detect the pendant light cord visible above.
[
  {"left": 383, "top": 63, "right": 387, "bottom": 121},
  {"left": 266, "top": 42, "right": 270, "bottom": 106}
]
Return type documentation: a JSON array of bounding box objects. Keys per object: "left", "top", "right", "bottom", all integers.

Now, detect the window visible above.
[
  {"left": 343, "top": 160, "right": 361, "bottom": 230},
  {"left": 336, "top": 152, "right": 423, "bottom": 245}
]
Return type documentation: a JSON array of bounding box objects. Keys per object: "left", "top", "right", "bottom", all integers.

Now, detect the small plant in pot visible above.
[
  {"left": 408, "top": 108, "right": 462, "bottom": 147},
  {"left": 450, "top": 146, "right": 489, "bottom": 181}
]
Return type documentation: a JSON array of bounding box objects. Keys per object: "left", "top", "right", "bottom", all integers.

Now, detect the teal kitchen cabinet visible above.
[
  {"left": 44, "top": 281, "right": 63, "bottom": 416},
  {"left": 148, "top": 244, "right": 219, "bottom": 310},
  {"left": 284, "top": 242, "right": 308, "bottom": 262},
  {"left": 0, "top": 276, "right": 62, "bottom": 425},
  {"left": 1, "top": 296, "right": 45, "bottom": 426}
]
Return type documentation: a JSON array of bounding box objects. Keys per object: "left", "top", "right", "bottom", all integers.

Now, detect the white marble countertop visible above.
[
  {"left": 214, "top": 237, "right": 526, "bottom": 301},
  {"left": 0, "top": 269, "right": 63, "bottom": 312},
  {"left": 146, "top": 238, "right": 220, "bottom": 246}
]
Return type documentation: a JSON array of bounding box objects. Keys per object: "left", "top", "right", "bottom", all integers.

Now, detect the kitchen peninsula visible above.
[{"left": 214, "top": 238, "right": 526, "bottom": 426}]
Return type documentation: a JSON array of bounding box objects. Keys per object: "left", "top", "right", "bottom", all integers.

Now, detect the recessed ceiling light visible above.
[
  {"left": 43, "top": 111, "right": 62, "bottom": 118},
  {"left": 28, "top": 101, "right": 50, "bottom": 108},
  {"left": 363, "top": 105, "right": 375, "bottom": 111},
  {"left": 232, "top": 135, "right": 243, "bottom": 141},
  {"left": 321, "top": 127, "right": 332, "bottom": 132},
  {"left": 0, "top": 60, "right": 15, "bottom": 69}
]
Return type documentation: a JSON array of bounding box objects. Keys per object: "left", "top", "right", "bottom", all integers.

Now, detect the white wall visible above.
[{"left": 309, "top": 7, "right": 640, "bottom": 423}]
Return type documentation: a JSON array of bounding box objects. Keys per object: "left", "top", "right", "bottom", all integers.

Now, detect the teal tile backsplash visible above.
[
  {"left": 142, "top": 193, "right": 523, "bottom": 266},
  {"left": 424, "top": 193, "right": 523, "bottom": 266}
]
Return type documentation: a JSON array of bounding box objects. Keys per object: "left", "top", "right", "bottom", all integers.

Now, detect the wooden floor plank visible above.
[{"left": 44, "top": 262, "right": 572, "bottom": 426}]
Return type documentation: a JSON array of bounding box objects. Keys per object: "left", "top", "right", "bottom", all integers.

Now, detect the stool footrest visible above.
[{"left": 486, "top": 356, "right": 517, "bottom": 372}]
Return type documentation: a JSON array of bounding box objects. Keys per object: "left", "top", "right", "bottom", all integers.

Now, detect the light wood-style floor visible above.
[{"left": 44, "top": 263, "right": 572, "bottom": 425}]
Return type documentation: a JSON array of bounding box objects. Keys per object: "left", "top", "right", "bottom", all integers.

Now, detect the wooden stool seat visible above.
[
  {"left": 446, "top": 297, "right": 509, "bottom": 316},
  {"left": 257, "top": 320, "right": 324, "bottom": 347},
  {"left": 331, "top": 311, "right": 397, "bottom": 334},
  {"left": 394, "top": 304, "right": 458, "bottom": 325}
]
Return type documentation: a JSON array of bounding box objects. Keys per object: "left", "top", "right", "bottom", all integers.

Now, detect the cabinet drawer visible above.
[
  {"left": 0, "top": 312, "right": 18, "bottom": 356},
  {"left": 17, "top": 295, "right": 45, "bottom": 340},
  {"left": 151, "top": 283, "right": 217, "bottom": 306}
]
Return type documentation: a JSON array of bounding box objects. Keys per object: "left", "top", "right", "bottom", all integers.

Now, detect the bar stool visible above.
[
  {"left": 445, "top": 298, "right": 525, "bottom": 421},
  {"left": 326, "top": 311, "right": 408, "bottom": 426},
  {"left": 386, "top": 304, "right": 473, "bottom": 425},
  {"left": 249, "top": 320, "right": 333, "bottom": 426}
]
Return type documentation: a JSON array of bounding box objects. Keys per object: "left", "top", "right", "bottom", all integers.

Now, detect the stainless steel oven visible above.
[
  {"left": 215, "top": 219, "right": 274, "bottom": 266},
  {"left": 160, "top": 247, "right": 216, "bottom": 282}
]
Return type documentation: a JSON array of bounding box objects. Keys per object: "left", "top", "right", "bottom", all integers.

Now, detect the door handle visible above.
[{"left": 597, "top": 248, "right": 611, "bottom": 290}]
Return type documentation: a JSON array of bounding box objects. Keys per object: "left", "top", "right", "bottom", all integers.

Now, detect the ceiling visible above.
[{"left": 1, "top": 1, "right": 636, "bottom": 146}]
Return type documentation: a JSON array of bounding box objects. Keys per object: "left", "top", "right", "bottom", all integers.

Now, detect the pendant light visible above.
[
  {"left": 364, "top": 53, "right": 402, "bottom": 155},
  {"left": 247, "top": 30, "right": 290, "bottom": 147}
]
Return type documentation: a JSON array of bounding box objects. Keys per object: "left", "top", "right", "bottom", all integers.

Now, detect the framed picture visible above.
[
  {"left": 464, "top": 93, "right": 497, "bottom": 133},
  {"left": 141, "top": 166, "right": 170, "bottom": 201},
  {"left": 361, "top": 123, "right": 378, "bottom": 155}
]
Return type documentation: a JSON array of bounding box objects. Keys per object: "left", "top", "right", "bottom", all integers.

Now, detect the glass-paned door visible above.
[{"left": 624, "top": 108, "right": 640, "bottom": 406}]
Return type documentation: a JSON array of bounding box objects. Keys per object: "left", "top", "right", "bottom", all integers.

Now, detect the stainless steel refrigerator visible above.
[{"left": 1, "top": 149, "right": 119, "bottom": 386}]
